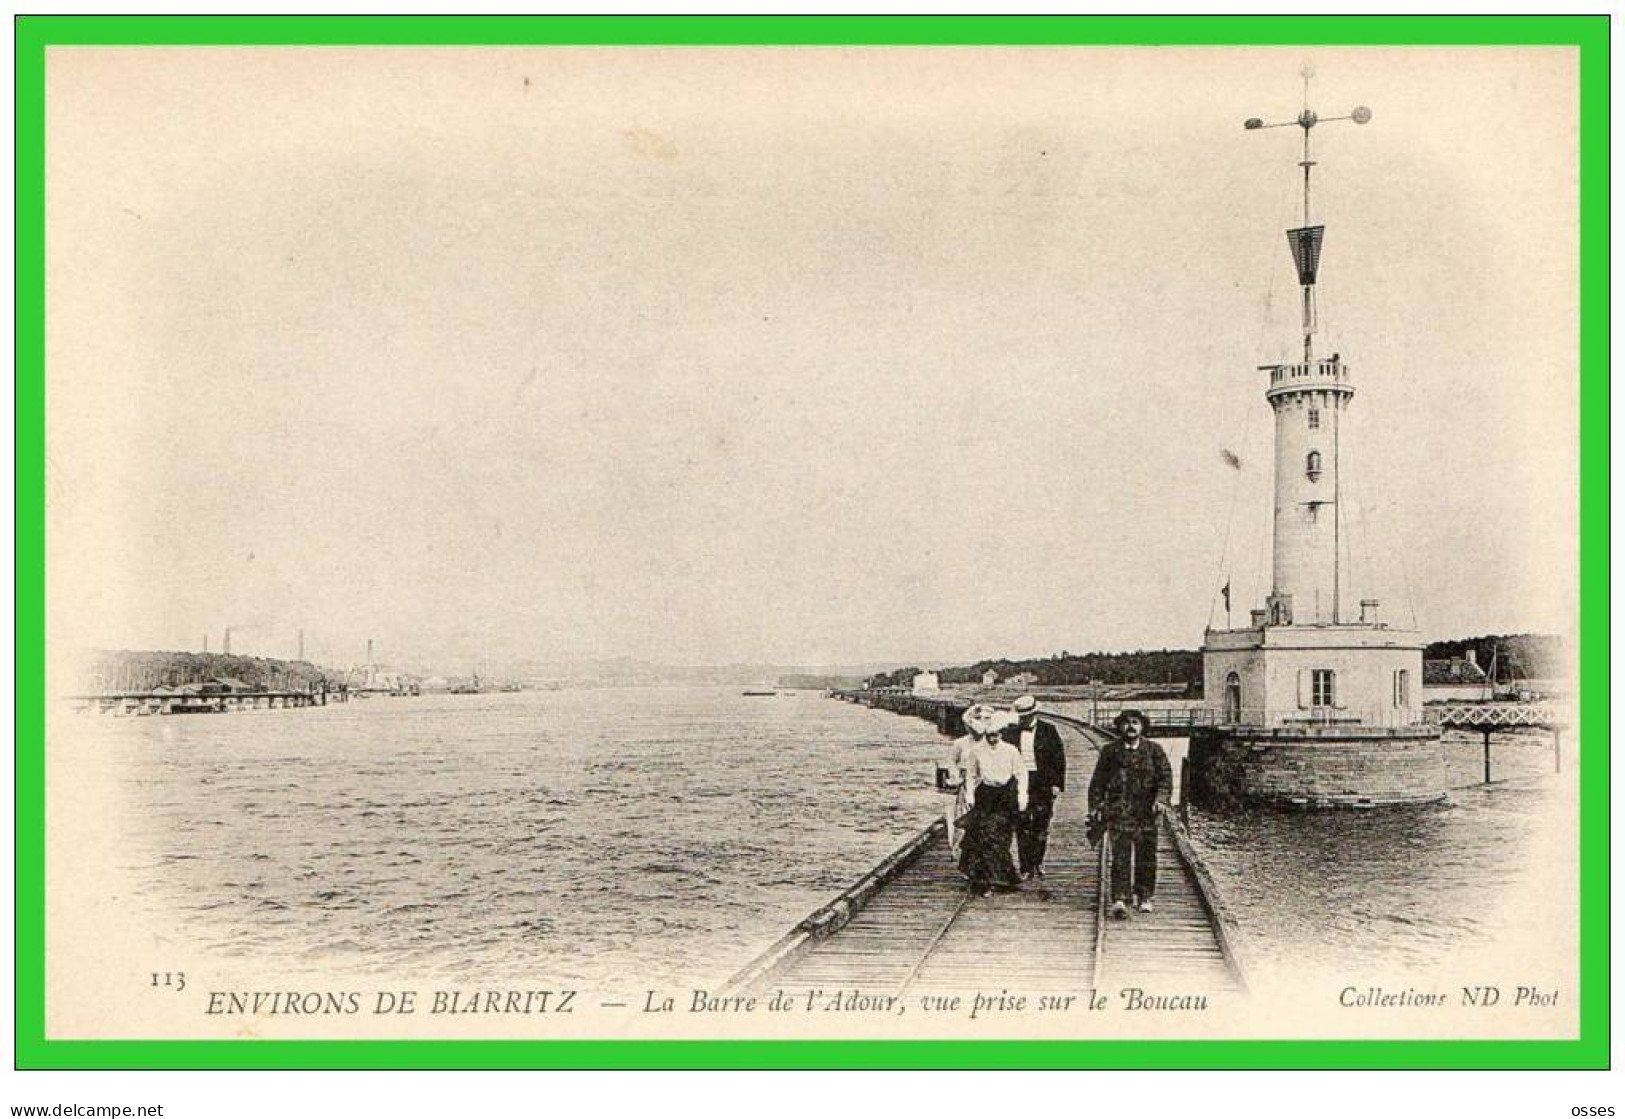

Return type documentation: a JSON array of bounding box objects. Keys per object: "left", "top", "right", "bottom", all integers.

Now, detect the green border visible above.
[{"left": 15, "top": 14, "right": 1608, "bottom": 1070}]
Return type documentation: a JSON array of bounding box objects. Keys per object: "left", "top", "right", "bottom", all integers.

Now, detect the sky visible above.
[{"left": 44, "top": 46, "right": 1579, "bottom": 672}]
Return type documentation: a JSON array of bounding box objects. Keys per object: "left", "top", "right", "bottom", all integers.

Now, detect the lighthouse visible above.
[
  {"left": 1192, "top": 74, "right": 1445, "bottom": 808},
  {"left": 1265, "top": 347, "right": 1350, "bottom": 628}
]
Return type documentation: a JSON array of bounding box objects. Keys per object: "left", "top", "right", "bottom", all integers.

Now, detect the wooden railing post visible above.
[{"left": 1178, "top": 757, "right": 1191, "bottom": 827}]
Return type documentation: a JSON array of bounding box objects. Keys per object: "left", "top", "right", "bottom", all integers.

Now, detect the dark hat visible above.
[{"left": 1113, "top": 709, "right": 1149, "bottom": 733}]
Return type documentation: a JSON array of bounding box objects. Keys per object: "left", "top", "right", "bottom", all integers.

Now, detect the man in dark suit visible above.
[
  {"left": 1003, "top": 695, "right": 1066, "bottom": 880},
  {"left": 1088, "top": 709, "right": 1173, "bottom": 918}
]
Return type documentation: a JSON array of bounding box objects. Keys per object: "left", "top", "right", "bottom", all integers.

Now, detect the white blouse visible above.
[{"left": 966, "top": 739, "right": 1029, "bottom": 807}]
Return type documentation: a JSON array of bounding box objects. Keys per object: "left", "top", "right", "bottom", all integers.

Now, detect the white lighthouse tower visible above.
[{"left": 1194, "top": 73, "right": 1444, "bottom": 808}]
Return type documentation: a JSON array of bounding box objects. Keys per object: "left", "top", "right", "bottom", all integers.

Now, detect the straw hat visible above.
[{"left": 962, "top": 703, "right": 1005, "bottom": 736}]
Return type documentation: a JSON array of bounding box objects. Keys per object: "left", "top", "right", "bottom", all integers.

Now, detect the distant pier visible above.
[
  {"left": 831, "top": 687, "right": 1216, "bottom": 738},
  {"left": 63, "top": 689, "right": 341, "bottom": 716}
]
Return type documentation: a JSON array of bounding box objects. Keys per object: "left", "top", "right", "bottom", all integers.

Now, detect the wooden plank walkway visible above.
[
  {"left": 1097, "top": 826, "right": 1241, "bottom": 992},
  {"left": 747, "top": 722, "right": 1241, "bottom": 996}
]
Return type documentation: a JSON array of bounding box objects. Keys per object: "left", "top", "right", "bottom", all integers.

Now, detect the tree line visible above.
[
  {"left": 866, "top": 648, "right": 1203, "bottom": 690},
  {"left": 865, "top": 633, "right": 1565, "bottom": 690},
  {"left": 85, "top": 649, "right": 338, "bottom": 694}
]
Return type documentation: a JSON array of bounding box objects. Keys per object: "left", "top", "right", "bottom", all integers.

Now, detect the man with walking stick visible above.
[{"left": 1088, "top": 709, "right": 1172, "bottom": 919}]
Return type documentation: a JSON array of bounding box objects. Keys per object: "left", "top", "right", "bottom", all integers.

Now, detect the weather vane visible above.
[{"left": 1244, "top": 64, "right": 1372, "bottom": 363}]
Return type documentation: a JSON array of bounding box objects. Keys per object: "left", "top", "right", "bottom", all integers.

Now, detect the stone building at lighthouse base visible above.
[{"left": 1190, "top": 619, "right": 1445, "bottom": 808}]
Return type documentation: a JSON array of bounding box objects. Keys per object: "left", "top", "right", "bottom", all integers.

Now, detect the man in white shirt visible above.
[{"left": 1002, "top": 694, "right": 1067, "bottom": 880}]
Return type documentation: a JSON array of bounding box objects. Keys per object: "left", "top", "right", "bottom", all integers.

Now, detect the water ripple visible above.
[{"left": 98, "top": 686, "right": 947, "bottom": 985}]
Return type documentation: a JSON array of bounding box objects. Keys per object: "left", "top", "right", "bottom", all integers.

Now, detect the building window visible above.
[
  {"left": 1224, "top": 672, "right": 1242, "bottom": 723},
  {"left": 1394, "top": 668, "right": 1410, "bottom": 708},
  {"left": 1306, "top": 450, "right": 1322, "bottom": 481},
  {"left": 1312, "top": 669, "right": 1336, "bottom": 708},
  {"left": 1308, "top": 408, "right": 1320, "bottom": 429}
]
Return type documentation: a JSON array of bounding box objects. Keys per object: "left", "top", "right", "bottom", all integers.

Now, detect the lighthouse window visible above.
[
  {"left": 1393, "top": 669, "right": 1411, "bottom": 708},
  {"left": 1312, "top": 669, "right": 1336, "bottom": 708},
  {"left": 1306, "top": 450, "right": 1323, "bottom": 481},
  {"left": 1308, "top": 408, "right": 1320, "bottom": 429}
]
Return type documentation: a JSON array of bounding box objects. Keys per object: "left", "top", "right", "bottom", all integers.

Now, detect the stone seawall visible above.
[{"left": 1188, "top": 727, "right": 1446, "bottom": 808}]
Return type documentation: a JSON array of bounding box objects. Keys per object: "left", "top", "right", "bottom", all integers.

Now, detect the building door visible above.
[{"left": 1224, "top": 672, "right": 1242, "bottom": 724}]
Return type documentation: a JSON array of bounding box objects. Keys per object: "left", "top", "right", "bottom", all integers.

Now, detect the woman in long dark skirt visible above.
[{"left": 957, "top": 705, "right": 1029, "bottom": 896}]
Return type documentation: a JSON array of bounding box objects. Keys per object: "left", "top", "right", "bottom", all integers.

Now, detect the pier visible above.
[
  {"left": 63, "top": 689, "right": 338, "bottom": 716},
  {"left": 1425, "top": 702, "right": 1569, "bottom": 780},
  {"left": 831, "top": 688, "right": 1216, "bottom": 738},
  {"left": 725, "top": 696, "right": 1246, "bottom": 998}
]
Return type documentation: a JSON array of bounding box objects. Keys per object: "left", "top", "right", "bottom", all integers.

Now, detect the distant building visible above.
[
  {"left": 911, "top": 671, "right": 940, "bottom": 695},
  {"left": 348, "top": 663, "right": 407, "bottom": 694},
  {"left": 1005, "top": 672, "right": 1038, "bottom": 688},
  {"left": 1423, "top": 649, "right": 1491, "bottom": 703},
  {"left": 981, "top": 669, "right": 999, "bottom": 686},
  {"left": 196, "top": 677, "right": 249, "bottom": 695}
]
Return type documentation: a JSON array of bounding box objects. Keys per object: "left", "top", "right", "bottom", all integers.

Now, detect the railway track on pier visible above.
[{"left": 724, "top": 714, "right": 1248, "bottom": 1000}]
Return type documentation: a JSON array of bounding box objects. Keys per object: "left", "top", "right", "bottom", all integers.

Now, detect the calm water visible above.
[{"left": 90, "top": 690, "right": 1562, "bottom": 985}]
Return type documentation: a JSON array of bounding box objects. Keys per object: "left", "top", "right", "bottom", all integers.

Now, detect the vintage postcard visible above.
[{"left": 28, "top": 29, "right": 1601, "bottom": 1063}]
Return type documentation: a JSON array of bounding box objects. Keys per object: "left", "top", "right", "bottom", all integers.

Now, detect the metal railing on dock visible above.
[{"left": 1425, "top": 702, "right": 1564, "bottom": 729}]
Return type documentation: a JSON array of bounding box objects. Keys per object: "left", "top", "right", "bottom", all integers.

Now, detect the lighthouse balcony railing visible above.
[
  {"left": 1219, "top": 705, "right": 1432, "bottom": 731},
  {"left": 1262, "top": 360, "right": 1350, "bottom": 387}
]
